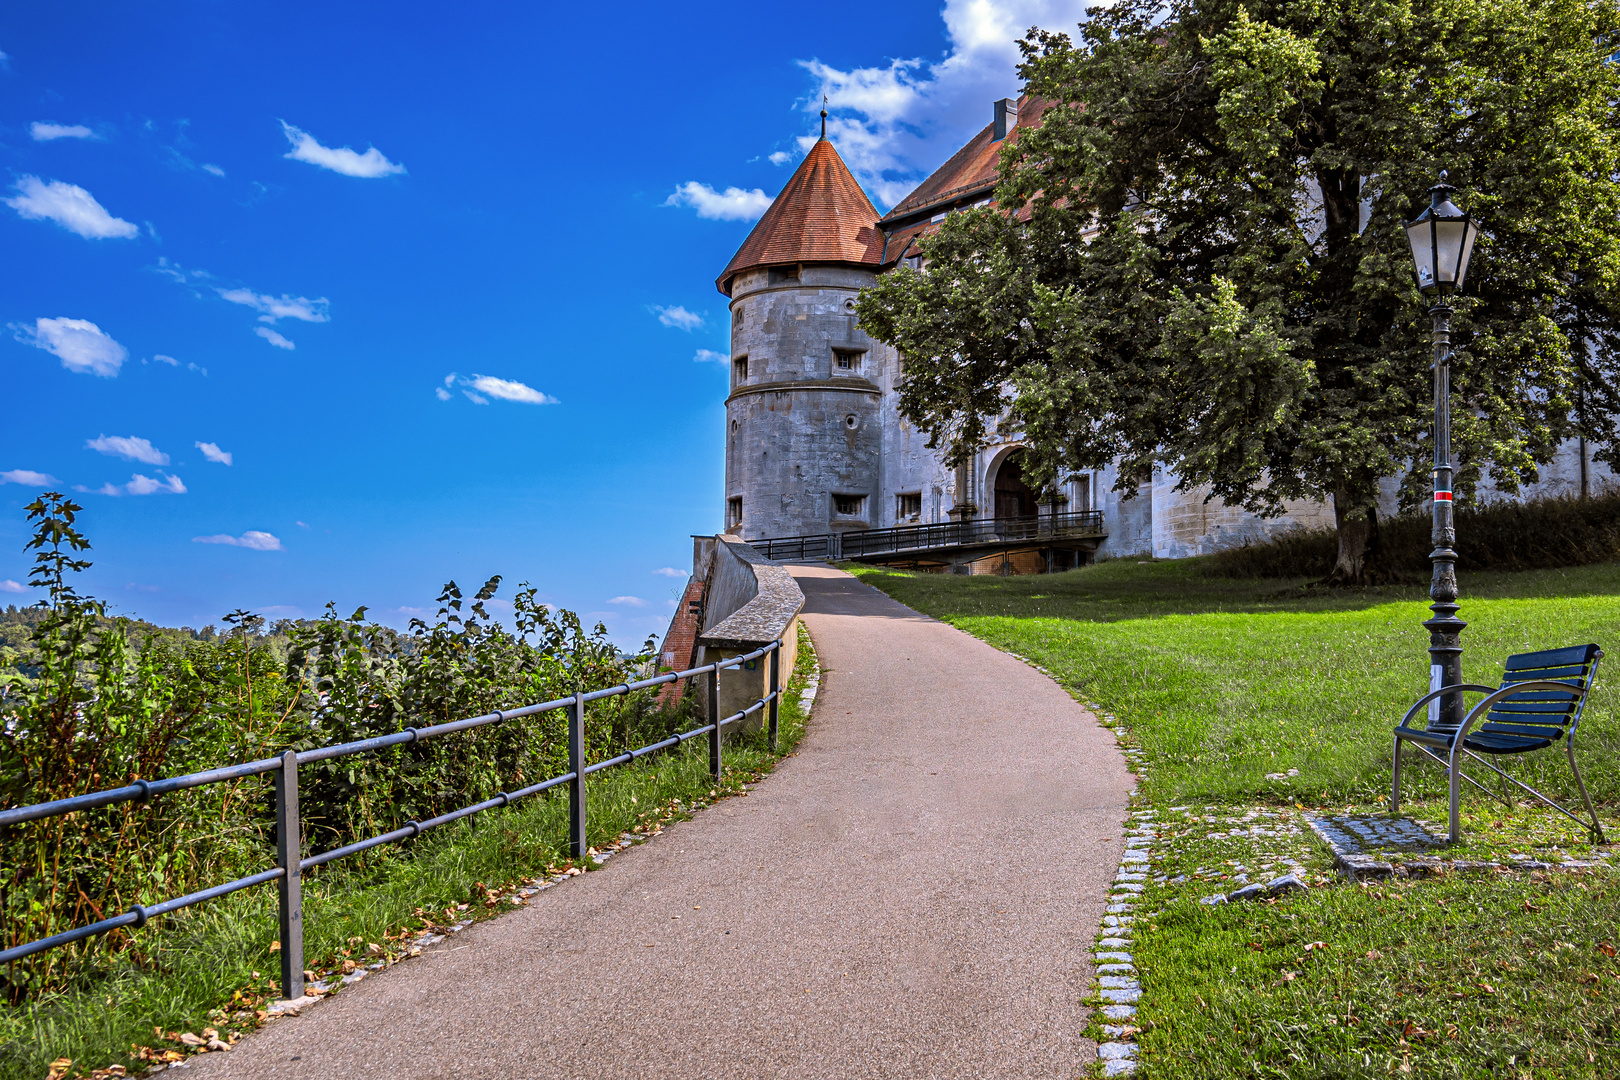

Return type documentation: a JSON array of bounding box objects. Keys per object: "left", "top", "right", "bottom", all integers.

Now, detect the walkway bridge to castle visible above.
[{"left": 753, "top": 510, "right": 1106, "bottom": 573}]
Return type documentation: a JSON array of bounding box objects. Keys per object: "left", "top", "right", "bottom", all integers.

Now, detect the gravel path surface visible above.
[{"left": 189, "top": 563, "right": 1133, "bottom": 1079}]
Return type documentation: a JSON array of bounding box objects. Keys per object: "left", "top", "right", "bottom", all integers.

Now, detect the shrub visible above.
[
  {"left": 0, "top": 494, "right": 675, "bottom": 1000},
  {"left": 1203, "top": 491, "right": 1620, "bottom": 579}
]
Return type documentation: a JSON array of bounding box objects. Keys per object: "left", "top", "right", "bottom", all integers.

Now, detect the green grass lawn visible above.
[
  {"left": 851, "top": 559, "right": 1620, "bottom": 811},
  {"left": 852, "top": 559, "right": 1620, "bottom": 1077},
  {"left": 0, "top": 627, "right": 818, "bottom": 1080}
]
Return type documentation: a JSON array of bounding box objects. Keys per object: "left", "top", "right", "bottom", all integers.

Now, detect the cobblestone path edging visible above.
[{"left": 1094, "top": 802, "right": 1152, "bottom": 1076}]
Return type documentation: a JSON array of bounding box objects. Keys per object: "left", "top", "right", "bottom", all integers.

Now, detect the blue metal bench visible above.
[{"left": 1392, "top": 644, "right": 1606, "bottom": 843}]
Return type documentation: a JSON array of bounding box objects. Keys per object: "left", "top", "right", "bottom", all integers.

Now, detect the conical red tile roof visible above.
[{"left": 716, "top": 139, "right": 885, "bottom": 295}]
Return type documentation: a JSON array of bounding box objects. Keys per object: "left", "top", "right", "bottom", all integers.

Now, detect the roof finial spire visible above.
[{"left": 821, "top": 95, "right": 828, "bottom": 140}]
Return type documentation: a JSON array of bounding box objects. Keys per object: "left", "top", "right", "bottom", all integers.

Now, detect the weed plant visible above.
[{"left": 1, "top": 494, "right": 676, "bottom": 1002}]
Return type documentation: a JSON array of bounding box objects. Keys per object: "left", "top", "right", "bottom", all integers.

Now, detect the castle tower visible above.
[{"left": 715, "top": 133, "right": 888, "bottom": 541}]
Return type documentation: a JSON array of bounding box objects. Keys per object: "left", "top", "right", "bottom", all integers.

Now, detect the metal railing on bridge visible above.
[
  {"left": 0, "top": 642, "right": 783, "bottom": 1002},
  {"left": 753, "top": 509, "right": 1106, "bottom": 562}
]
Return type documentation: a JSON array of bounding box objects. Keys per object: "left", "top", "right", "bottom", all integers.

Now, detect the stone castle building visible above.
[{"left": 715, "top": 97, "right": 1608, "bottom": 562}]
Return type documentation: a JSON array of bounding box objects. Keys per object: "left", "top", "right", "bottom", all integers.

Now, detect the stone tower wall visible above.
[{"left": 726, "top": 266, "right": 884, "bottom": 540}]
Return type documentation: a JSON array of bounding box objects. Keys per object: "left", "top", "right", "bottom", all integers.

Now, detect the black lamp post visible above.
[{"left": 1404, "top": 171, "right": 1481, "bottom": 732}]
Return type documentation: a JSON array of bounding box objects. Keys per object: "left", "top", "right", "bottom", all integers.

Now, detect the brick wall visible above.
[{"left": 656, "top": 575, "right": 706, "bottom": 707}]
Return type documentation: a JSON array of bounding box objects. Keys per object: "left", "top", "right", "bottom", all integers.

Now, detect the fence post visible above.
[
  {"left": 767, "top": 644, "right": 781, "bottom": 752},
  {"left": 274, "top": 749, "right": 304, "bottom": 1001},
  {"left": 568, "top": 692, "right": 587, "bottom": 860},
  {"left": 707, "top": 664, "right": 722, "bottom": 779}
]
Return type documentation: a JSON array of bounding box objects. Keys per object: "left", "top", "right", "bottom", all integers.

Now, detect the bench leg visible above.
[
  {"left": 1391, "top": 736, "right": 1404, "bottom": 814},
  {"left": 1567, "top": 737, "right": 1606, "bottom": 844},
  {"left": 1448, "top": 753, "right": 1463, "bottom": 844}
]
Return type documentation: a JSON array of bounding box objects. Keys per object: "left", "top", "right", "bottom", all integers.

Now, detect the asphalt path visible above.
[{"left": 191, "top": 562, "right": 1133, "bottom": 1079}]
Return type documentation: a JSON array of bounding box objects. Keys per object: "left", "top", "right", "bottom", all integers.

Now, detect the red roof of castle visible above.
[
  {"left": 883, "top": 98, "right": 1050, "bottom": 223},
  {"left": 715, "top": 139, "right": 885, "bottom": 295}
]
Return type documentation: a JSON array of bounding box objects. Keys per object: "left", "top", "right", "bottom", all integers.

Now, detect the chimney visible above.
[{"left": 993, "top": 98, "right": 1018, "bottom": 141}]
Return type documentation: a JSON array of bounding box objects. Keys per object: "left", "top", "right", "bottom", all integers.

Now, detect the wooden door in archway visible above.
[{"left": 992, "top": 450, "right": 1038, "bottom": 519}]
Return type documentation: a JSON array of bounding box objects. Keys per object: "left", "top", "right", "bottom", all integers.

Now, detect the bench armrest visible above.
[{"left": 1397, "top": 685, "right": 1497, "bottom": 732}]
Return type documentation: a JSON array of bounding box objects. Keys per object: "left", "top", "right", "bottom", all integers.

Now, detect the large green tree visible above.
[{"left": 858, "top": 0, "right": 1620, "bottom": 582}]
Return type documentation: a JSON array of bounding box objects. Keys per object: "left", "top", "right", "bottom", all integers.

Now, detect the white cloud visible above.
[
  {"left": 31, "top": 122, "right": 93, "bottom": 141},
  {"left": 437, "top": 371, "right": 557, "bottom": 405},
  {"left": 202, "top": 163, "right": 225, "bottom": 177},
  {"left": 653, "top": 305, "right": 705, "bottom": 331},
  {"left": 86, "top": 435, "right": 168, "bottom": 465},
  {"left": 608, "top": 596, "right": 648, "bottom": 607},
  {"left": 153, "top": 353, "right": 179, "bottom": 366},
  {"left": 79, "top": 473, "right": 187, "bottom": 497},
  {"left": 694, "top": 349, "right": 729, "bottom": 364},
  {"left": 125, "top": 473, "right": 186, "bottom": 495},
  {"left": 467, "top": 375, "right": 558, "bottom": 404},
  {"left": 0, "top": 579, "right": 27, "bottom": 593},
  {"left": 792, "top": 0, "right": 1093, "bottom": 207},
  {"left": 193, "top": 530, "right": 282, "bottom": 551},
  {"left": 4, "top": 176, "right": 138, "bottom": 239},
  {"left": 254, "top": 327, "right": 295, "bottom": 350},
  {"left": 196, "top": 441, "right": 233, "bottom": 465},
  {"left": 151, "top": 257, "right": 212, "bottom": 285},
  {"left": 663, "top": 181, "right": 773, "bottom": 222},
  {"left": 296, "top": 520, "right": 311, "bottom": 529},
  {"left": 1, "top": 469, "right": 56, "bottom": 486},
  {"left": 768, "top": 150, "right": 796, "bottom": 166},
  {"left": 153, "top": 260, "right": 325, "bottom": 344},
  {"left": 218, "top": 287, "right": 329, "bottom": 323},
  {"left": 280, "top": 121, "right": 405, "bottom": 178},
  {"left": 13, "top": 317, "right": 127, "bottom": 376},
  {"left": 653, "top": 567, "right": 686, "bottom": 578}
]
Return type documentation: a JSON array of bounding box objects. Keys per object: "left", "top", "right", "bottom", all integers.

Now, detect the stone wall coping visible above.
[
  {"left": 725, "top": 377, "right": 881, "bottom": 403},
  {"left": 699, "top": 539, "right": 805, "bottom": 648}
]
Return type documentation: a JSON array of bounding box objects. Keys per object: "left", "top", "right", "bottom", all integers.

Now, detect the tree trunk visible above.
[{"left": 1325, "top": 489, "right": 1381, "bottom": 585}]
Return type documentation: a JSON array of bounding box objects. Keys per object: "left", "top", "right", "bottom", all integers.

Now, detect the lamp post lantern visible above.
[{"left": 1405, "top": 171, "right": 1481, "bottom": 733}]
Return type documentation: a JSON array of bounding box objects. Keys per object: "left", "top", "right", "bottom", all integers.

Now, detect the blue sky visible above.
[{"left": 0, "top": 0, "right": 1089, "bottom": 646}]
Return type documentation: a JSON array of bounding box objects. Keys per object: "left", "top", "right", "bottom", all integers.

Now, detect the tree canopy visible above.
[{"left": 856, "top": 0, "right": 1620, "bottom": 580}]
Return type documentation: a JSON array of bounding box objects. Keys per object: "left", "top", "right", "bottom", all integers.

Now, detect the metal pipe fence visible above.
[
  {"left": 0, "top": 641, "right": 783, "bottom": 1001},
  {"left": 754, "top": 510, "right": 1106, "bottom": 562}
]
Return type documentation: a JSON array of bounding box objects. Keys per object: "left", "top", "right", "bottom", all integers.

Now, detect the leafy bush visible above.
[
  {"left": 1204, "top": 491, "right": 1620, "bottom": 579},
  {"left": 0, "top": 495, "right": 676, "bottom": 1000}
]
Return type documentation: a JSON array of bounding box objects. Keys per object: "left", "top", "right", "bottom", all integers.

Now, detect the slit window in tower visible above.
[
  {"left": 833, "top": 348, "right": 864, "bottom": 373},
  {"left": 726, "top": 497, "right": 742, "bottom": 530},
  {"left": 897, "top": 492, "right": 922, "bottom": 520},
  {"left": 733, "top": 356, "right": 748, "bottom": 383},
  {"left": 833, "top": 493, "right": 865, "bottom": 517}
]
